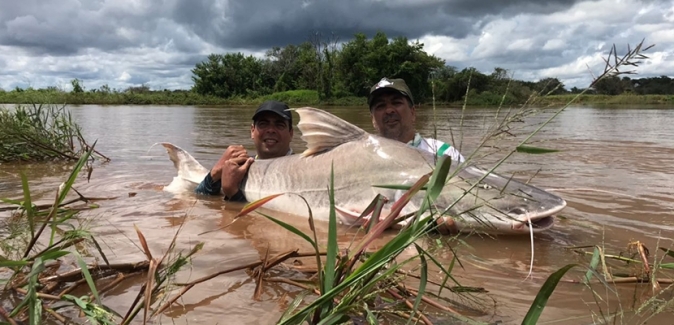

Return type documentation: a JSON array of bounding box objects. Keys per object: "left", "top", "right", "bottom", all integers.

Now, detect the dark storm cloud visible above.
[
  {"left": 0, "top": 0, "right": 171, "bottom": 55},
  {"left": 0, "top": 0, "right": 659, "bottom": 55},
  {"left": 180, "top": 0, "right": 600, "bottom": 50},
  {"left": 0, "top": 0, "right": 671, "bottom": 91}
]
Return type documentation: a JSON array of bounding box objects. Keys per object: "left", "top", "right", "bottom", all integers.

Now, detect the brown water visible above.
[{"left": 1, "top": 104, "right": 674, "bottom": 324}]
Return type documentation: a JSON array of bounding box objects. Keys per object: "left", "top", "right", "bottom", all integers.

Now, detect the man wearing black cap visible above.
[
  {"left": 367, "top": 77, "right": 465, "bottom": 163},
  {"left": 194, "top": 100, "right": 294, "bottom": 201}
]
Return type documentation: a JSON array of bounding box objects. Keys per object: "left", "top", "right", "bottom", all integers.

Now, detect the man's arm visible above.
[{"left": 194, "top": 172, "right": 222, "bottom": 196}]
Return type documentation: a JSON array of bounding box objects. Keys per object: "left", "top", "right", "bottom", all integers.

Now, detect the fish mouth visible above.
[
  {"left": 512, "top": 215, "right": 556, "bottom": 231},
  {"left": 508, "top": 200, "right": 566, "bottom": 233},
  {"left": 513, "top": 215, "right": 555, "bottom": 231}
]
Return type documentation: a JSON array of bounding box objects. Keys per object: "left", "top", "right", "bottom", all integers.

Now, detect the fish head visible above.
[{"left": 433, "top": 165, "right": 566, "bottom": 235}]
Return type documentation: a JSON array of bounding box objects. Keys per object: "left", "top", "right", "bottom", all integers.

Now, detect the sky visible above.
[{"left": 1, "top": 0, "right": 672, "bottom": 92}]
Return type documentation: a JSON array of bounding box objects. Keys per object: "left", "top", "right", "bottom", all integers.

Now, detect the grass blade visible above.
[
  {"left": 408, "top": 244, "right": 428, "bottom": 325},
  {"left": 134, "top": 224, "right": 153, "bottom": 261},
  {"left": 426, "top": 154, "right": 453, "bottom": 201},
  {"left": 372, "top": 184, "right": 428, "bottom": 191},
  {"left": 258, "top": 212, "right": 316, "bottom": 248},
  {"left": 74, "top": 252, "right": 101, "bottom": 305},
  {"left": 236, "top": 193, "right": 284, "bottom": 218},
  {"left": 20, "top": 171, "right": 35, "bottom": 238},
  {"left": 323, "top": 162, "right": 338, "bottom": 295},
  {"left": 516, "top": 145, "right": 559, "bottom": 154},
  {"left": 521, "top": 264, "right": 577, "bottom": 325},
  {"left": 584, "top": 246, "right": 601, "bottom": 284}
]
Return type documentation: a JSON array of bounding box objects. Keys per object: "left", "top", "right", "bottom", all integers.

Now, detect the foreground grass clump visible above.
[
  {"left": 0, "top": 103, "right": 109, "bottom": 163},
  {"left": 0, "top": 145, "right": 203, "bottom": 325}
]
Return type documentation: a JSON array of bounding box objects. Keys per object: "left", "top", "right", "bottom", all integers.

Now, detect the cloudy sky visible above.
[{"left": 1, "top": 0, "right": 672, "bottom": 92}]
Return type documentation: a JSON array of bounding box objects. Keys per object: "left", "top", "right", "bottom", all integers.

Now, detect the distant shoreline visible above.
[{"left": 1, "top": 90, "right": 672, "bottom": 108}]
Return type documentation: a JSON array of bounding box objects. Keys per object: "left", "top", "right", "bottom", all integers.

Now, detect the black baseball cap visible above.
[
  {"left": 367, "top": 77, "right": 414, "bottom": 108},
  {"left": 252, "top": 100, "right": 292, "bottom": 125}
]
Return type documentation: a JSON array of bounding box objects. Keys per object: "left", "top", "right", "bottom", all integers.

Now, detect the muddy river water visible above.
[{"left": 1, "top": 104, "right": 673, "bottom": 324}]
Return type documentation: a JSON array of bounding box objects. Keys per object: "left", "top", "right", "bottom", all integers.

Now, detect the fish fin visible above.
[
  {"left": 335, "top": 205, "right": 368, "bottom": 226},
  {"left": 294, "top": 107, "right": 369, "bottom": 156},
  {"left": 155, "top": 142, "right": 210, "bottom": 184}
]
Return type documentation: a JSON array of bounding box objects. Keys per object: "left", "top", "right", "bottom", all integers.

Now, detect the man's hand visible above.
[
  {"left": 210, "top": 145, "right": 248, "bottom": 181},
  {"left": 221, "top": 156, "right": 254, "bottom": 198}
]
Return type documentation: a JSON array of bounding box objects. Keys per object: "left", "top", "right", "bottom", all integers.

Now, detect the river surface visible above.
[{"left": 1, "top": 104, "right": 673, "bottom": 324}]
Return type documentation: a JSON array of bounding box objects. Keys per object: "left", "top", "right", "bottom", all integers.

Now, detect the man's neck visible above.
[
  {"left": 255, "top": 148, "right": 293, "bottom": 159},
  {"left": 407, "top": 133, "right": 422, "bottom": 147},
  {"left": 401, "top": 132, "right": 418, "bottom": 145}
]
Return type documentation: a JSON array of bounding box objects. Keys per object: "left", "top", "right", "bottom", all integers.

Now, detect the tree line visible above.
[
  {"left": 2, "top": 31, "right": 672, "bottom": 106},
  {"left": 190, "top": 31, "right": 674, "bottom": 105}
]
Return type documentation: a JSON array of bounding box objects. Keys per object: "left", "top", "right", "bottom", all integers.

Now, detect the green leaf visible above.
[
  {"left": 521, "top": 264, "right": 577, "bottom": 325},
  {"left": 324, "top": 161, "right": 338, "bottom": 296},
  {"left": 584, "top": 246, "right": 601, "bottom": 284},
  {"left": 371, "top": 184, "right": 428, "bottom": 191},
  {"left": 0, "top": 256, "right": 31, "bottom": 268},
  {"left": 426, "top": 154, "right": 453, "bottom": 201},
  {"left": 516, "top": 145, "right": 559, "bottom": 154},
  {"left": 74, "top": 252, "right": 100, "bottom": 305},
  {"left": 20, "top": 171, "right": 35, "bottom": 238},
  {"left": 0, "top": 198, "right": 23, "bottom": 205},
  {"left": 364, "top": 304, "right": 378, "bottom": 324},
  {"left": 408, "top": 244, "right": 428, "bottom": 325},
  {"left": 258, "top": 212, "right": 316, "bottom": 248},
  {"left": 57, "top": 140, "right": 97, "bottom": 205},
  {"left": 279, "top": 291, "right": 309, "bottom": 323},
  {"left": 38, "top": 249, "right": 71, "bottom": 261},
  {"left": 658, "top": 263, "right": 674, "bottom": 269}
]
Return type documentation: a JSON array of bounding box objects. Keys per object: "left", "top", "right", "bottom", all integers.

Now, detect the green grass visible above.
[
  {"left": 0, "top": 143, "right": 203, "bottom": 325},
  {"left": 0, "top": 89, "right": 366, "bottom": 107},
  {"left": 0, "top": 102, "right": 110, "bottom": 163},
  {"left": 2, "top": 87, "right": 672, "bottom": 108},
  {"left": 535, "top": 93, "right": 674, "bottom": 106}
]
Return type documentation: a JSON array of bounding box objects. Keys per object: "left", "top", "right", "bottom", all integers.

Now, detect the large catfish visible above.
[{"left": 159, "top": 107, "right": 566, "bottom": 235}]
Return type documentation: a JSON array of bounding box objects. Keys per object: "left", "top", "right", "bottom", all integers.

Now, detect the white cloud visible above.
[
  {"left": 0, "top": 0, "right": 672, "bottom": 92},
  {"left": 543, "top": 39, "right": 566, "bottom": 50}
]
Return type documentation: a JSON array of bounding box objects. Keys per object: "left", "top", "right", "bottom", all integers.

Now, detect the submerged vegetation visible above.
[
  {"left": 1, "top": 39, "right": 673, "bottom": 325},
  {"left": 1, "top": 32, "right": 673, "bottom": 107}
]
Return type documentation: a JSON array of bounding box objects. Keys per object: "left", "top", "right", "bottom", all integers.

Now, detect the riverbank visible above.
[{"left": 1, "top": 89, "right": 672, "bottom": 107}]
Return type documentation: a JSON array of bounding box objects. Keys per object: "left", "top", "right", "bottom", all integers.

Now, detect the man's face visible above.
[
  {"left": 369, "top": 90, "right": 416, "bottom": 143},
  {"left": 250, "top": 112, "right": 293, "bottom": 159}
]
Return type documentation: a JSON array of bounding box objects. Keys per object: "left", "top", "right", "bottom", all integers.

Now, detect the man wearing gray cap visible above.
[
  {"left": 195, "top": 100, "right": 295, "bottom": 201},
  {"left": 367, "top": 77, "right": 465, "bottom": 163}
]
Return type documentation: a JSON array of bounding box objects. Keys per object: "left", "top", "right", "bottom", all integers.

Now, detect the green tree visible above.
[
  {"left": 592, "top": 76, "right": 624, "bottom": 95},
  {"left": 191, "top": 53, "right": 266, "bottom": 98},
  {"left": 534, "top": 77, "right": 567, "bottom": 95},
  {"left": 333, "top": 31, "right": 444, "bottom": 101},
  {"left": 71, "top": 79, "right": 84, "bottom": 93}
]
